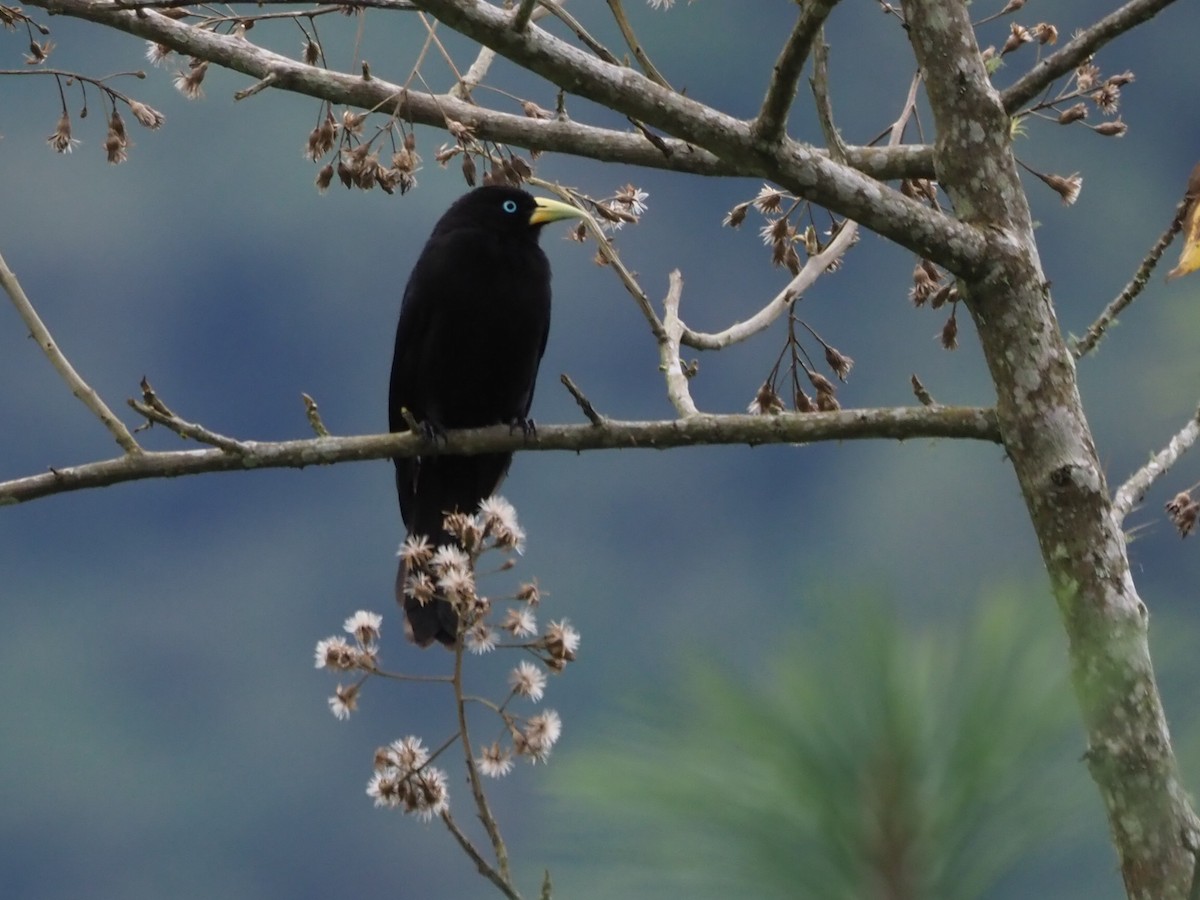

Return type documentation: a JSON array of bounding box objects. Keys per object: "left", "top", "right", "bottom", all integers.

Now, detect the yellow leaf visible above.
[{"left": 1166, "top": 162, "right": 1200, "bottom": 282}]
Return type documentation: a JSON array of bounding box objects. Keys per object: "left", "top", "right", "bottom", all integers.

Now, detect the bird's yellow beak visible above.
[{"left": 529, "top": 196, "right": 586, "bottom": 226}]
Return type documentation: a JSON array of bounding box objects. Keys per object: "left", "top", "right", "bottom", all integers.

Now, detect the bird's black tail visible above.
[
  {"left": 394, "top": 452, "right": 514, "bottom": 648},
  {"left": 395, "top": 553, "right": 459, "bottom": 647}
]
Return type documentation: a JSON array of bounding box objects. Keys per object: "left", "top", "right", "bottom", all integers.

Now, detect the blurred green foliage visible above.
[{"left": 552, "top": 591, "right": 1092, "bottom": 900}]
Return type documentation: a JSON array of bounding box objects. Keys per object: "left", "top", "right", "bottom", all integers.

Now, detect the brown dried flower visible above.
[
  {"left": 1057, "top": 102, "right": 1088, "bottom": 125},
  {"left": 940, "top": 312, "right": 959, "bottom": 350},
  {"left": 723, "top": 201, "right": 751, "bottom": 228},
  {"left": 315, "top": 162, "right": 334, "bottom": 193},
  {"left": 1031, "top": 23, "right": 1057, "bottom": 44},
  {"left": 173, "top": 59, "right": 208, "bottom": 99},
  {"left": 1000, "top": 23, "right": 1032, "bottom": 56},
  {"left": 824, "top": 345, "right": 854, "bottom": 382},
  {"left": 1075, "top": 63, "right": 1100, "bottom": 92},
  {"left": 1093, "top": 120, "right": 1127, "bottom": 137},
  {"left": 128, "top": 100, "right": 165, "bottom": 130},
  {"left": 46, "top": 110, "right": 77, "bottom": 154},
  {"left": 1093, "top": 85, "right": 1120, "bottom": 115},
  {"left": 1166, "top": 492, "right": 1199, "bottom": 538},
  {"left": 748, "top": 382, "right": 785, "bottom": 416}
]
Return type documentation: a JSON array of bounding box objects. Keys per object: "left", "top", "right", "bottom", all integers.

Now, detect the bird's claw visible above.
[
  {"left": 509, "top": 416, "right": 537, "bottom": 440},
  {"left": 420, "top": 418, "right": 448, "bottom": 447}
]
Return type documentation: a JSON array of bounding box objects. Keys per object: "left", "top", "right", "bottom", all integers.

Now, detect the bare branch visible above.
[
  {"left": 752, "top": 0, "right": 839, "bottom": 144},
  {"left": 1073, "top": 193, "right": 1192, "bottom": 359},
  {"left": 440, "top": 810, "right": 522, "bottom": 900},
  {"left": 0, "top": 408, "right": 1000, "bottom": 506},
  {"left": 659, "top": 271, "right": 698, "bottom": 418},
  {"left": 451, "top": 645, "right": 512, "bottom": 884},
  {"left": 0, "top": 250, "right": 141, "bottom": 455},
  {"left": 1114, "top": 405, "right": 1200, "bottom": 521}
]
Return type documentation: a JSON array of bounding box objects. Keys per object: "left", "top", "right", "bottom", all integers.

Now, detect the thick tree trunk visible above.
[{"left": 903, "top": 2, "right": 1197, "bottom": 896}]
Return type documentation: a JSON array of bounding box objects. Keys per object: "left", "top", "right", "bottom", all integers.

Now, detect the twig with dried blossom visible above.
[
  {"left": 659, "top": 270, "right": 699, "bottom": 418},
  {"left": 0, "top": 407, "right": 1000, "bottom": 506},
  {"left": 1000, "top": 0, "right": 1177, "bottom": 114},
  {"left": 1113, "top": 404, "right": 1200, "bottom": 520},
  {"left": 678, "top": 213, "right": 858, "bottom": 352},
  {"left": 680, "top": 70, "right": 919, "bottom": 352},
  {"left": 1072, "top": 192, "right": 1192, "bottom": 359},
  {"left": 529, "top": 178, "right": 666, "bottom": 339},
  {"left": 0, "top": 249, "right": 141, "bottom": 454},
  {"left": 31, "top": 0, "right": 956, "bottom": 242},
  {"left": 752, "top": 0, "right": 838, "bottom": 144}
]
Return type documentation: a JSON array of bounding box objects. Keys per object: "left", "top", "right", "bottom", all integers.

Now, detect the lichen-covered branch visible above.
[
  {"left": 751, "top": 0, "right": 839, "bottom": 144},
  {"left": 904, "top": 0, "right": 1197, "bottom": 896}
]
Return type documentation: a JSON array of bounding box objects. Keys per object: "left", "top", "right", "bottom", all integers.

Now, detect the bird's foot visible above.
[
  {"left": 509, "top": 416, "right": 537, "bottom": 440},
  {"left": 419, "top": 418, "right": 448, "bottom": 447}
]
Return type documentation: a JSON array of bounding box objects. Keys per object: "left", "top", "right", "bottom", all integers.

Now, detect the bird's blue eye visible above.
[{"left": 502, "top": 199, "right": 518, "bottom": 213}]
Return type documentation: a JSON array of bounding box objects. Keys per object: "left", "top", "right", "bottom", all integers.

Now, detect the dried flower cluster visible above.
[
  {"left": 908, "top": 258, "right": 961, "bottom": 349},
  {"left": 1166, "top": 491, "right": 1199, "bottom": 538},
  {"left": 367, "top": 736, "right": 450, "bottom": 821},
  {"left": 303, "top": 108, "right": 424, "bottom": 196},
  {"left": 749, "top": 315, "right": 851, "bottom": 415},
  {"left": 315, "top": 497, "right": 577, "bottom": 828},
  {"left": 723, "top": 184, "right": 847, "bottom": 276}
]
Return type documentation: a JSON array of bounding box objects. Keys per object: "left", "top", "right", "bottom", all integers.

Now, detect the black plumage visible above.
[{"left": 389, "top": 186, "right": 584, "bottom": 647}]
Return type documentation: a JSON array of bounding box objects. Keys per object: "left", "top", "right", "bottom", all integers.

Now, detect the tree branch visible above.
[
  {"left": 0, "top": 407, "right": 1000, "bottom": 506},
  {"left": 751, "top": 0, "right": 838, "bottom": 144},
  {"left": 1001, "top": 0, "right": 1178, "bottom": 114},
  {"left": 659, "top": 271, "right": 698, "bottom": 418},
  {"left": 1113, "top": 405, "right": 1200, "bottom": 521},
  {"left": 404, "top": 0, "right": 984, "bottom": 274},
  {"left": 905, "top": 0, "right": 1197, "bottom": 895},
  {"left": 0, "top": 249, "right": 141, "bottom": 455},
  {"left": 1073, "top": 193, "right": 1192, "bottom": 359},
  {"left": 28, "top": 0, "right": 933, "bottom": 183}
]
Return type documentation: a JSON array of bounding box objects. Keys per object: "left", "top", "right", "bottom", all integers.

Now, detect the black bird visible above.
[{"left": 389, "top": 185, "right": 585, "bottom": 647}]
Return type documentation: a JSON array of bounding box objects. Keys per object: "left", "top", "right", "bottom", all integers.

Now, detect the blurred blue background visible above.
[{"left": 3, "top": 2, "right": 1200, "bottom": 898}]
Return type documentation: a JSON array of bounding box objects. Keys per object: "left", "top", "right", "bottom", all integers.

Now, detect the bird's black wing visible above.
[{"left": 389, "top": 224, "right": 552, "bottom": 646}]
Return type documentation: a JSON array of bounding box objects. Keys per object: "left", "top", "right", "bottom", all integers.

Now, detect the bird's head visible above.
[{"left": 434, "top": 186, "right": 586, "bottom": 239}]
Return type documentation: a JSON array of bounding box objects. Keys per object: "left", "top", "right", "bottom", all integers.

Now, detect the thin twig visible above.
[
  {"left": 605, "top": 0, "right": 672, "bottom": 90},
  {"left": 752, "top": 0, "right": 839, "bottom": 144},
  {"left": 302, "top": 393, "right": 331, "bottom": 437},
  {"left": 528, "top": 178, "right": 666, "bottom": 339},
  {"left": 0, "top": 249, "right": 141, "bottom": 454},
  {"left": 128, "top": 397, "right": 250, "bottom": 453},
  {"left": 1073, "top": 195, "right": 1192, "bottom": 359},
  {"left": 559, "top": 374, "right": 605, "bottom": 426},
  {"left": 440, "top": 810, "right": 522, "bottom": 900},
  {"left": 452, "top": 643, "right": 512, "bottom": 883},
  {"left": 511, "top": 0, "right": 537, "bottom": 32},
  {"left": 1113, "top": 405, "right": 1200, "bottom": 521},
  {"left": 810, "top": 32, "right": 848, "bottom": 162}
]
